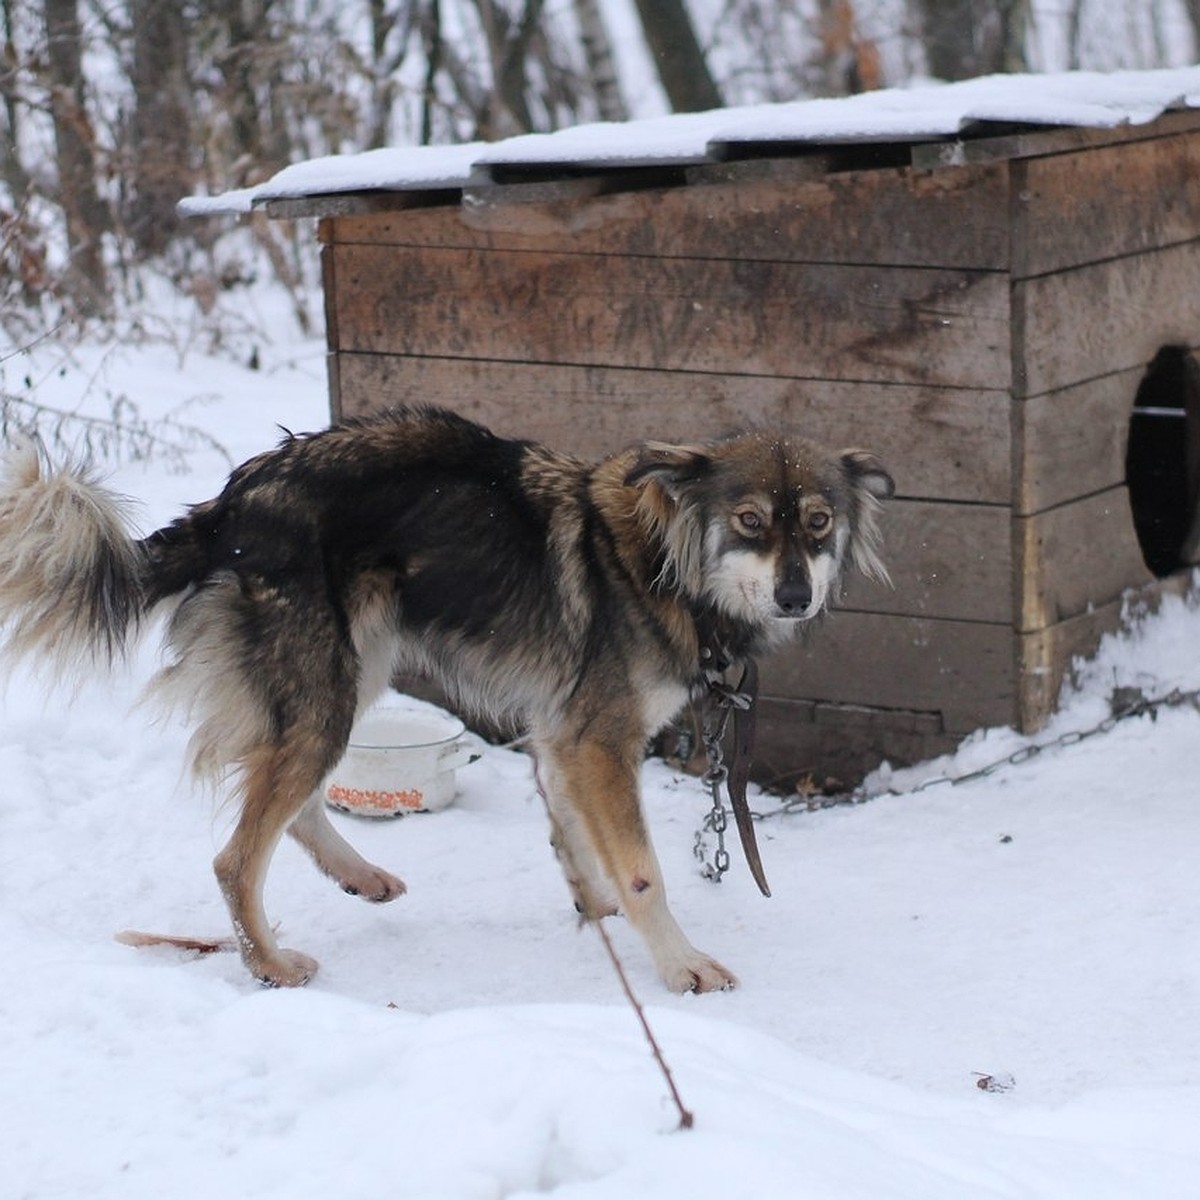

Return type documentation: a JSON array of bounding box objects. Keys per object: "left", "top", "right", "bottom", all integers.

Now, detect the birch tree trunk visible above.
[{"left": 573, "top": 0, "right": 627, "bottom": 121}]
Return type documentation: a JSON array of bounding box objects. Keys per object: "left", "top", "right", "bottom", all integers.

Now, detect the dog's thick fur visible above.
[{"left": 0, "top": 407, "right": 893, "bottom": 992}]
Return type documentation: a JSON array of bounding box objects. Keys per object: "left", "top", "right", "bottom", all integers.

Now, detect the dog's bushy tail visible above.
[{"left": 0, "top": 440, "right": 148, "bottom": 677}]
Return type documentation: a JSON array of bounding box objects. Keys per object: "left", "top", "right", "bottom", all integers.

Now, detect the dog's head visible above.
[{"left": 625, "top": 431, "right": 894, "bottom": 638}]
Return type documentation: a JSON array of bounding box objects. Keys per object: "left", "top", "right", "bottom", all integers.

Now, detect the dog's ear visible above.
[
  {"left": 624, "top": 442, "right": 709, "bottom": 597},
  {"left": 841, "top": 450, "right": 895, "bottom": 500},
  {"left": 840, "top": 449, "right": 893, "bottom": 586},
  {"left": 624, "top": 442, "right": 712, "bottom": 491}
]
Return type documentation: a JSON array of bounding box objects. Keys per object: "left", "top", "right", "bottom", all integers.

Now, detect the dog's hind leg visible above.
[
  {"left": 536, "top": 733, "right": 737, "bottom": 994},
  {"left": 214, "top": 733, "right": 350, "bottom": 987},
  {"left": 198, "top": 588, "right": 369, "bottom": 987},
  {"left": 284, "top": 583, "right": 407, "bottom": 901},
  {"left": 287, "top": 793, "right": 407, "bottom": 901}
]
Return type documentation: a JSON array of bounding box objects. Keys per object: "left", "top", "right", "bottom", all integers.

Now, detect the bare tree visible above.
[
  {"left": 361, "top": 0, "right": 419, "bottom": 148},
  {"left": 419, "top": 0, "right": 442, "bottom": 143},
  {"left": 0, "top": 0, "right": 31, "bottom": 203},
  {"left": 816, "top": 0, "right": 882, "bottom": 95},
  {"left": 126, "top": 0, "right": 194, "bottom": 256},
  {"left": 630, "top": 0, "right": 722, "bottom": 112},
  {"left": 471, "top": 0, "right": 546, "bottom": 136},
  {"left": 43, "top": 0, "right": 109, "bottom": 307},
  {"left": 201, "top": 0, "right": 279, "bottom": 179},
  {"left": 1183, "top": 0, "right": 1200, "bottom": 60},
  {"left": 1065, "top": 0, "right": 1085, "bottom": 69},
  {"left": 910, "top": 0, "right": 1029, "bottom": 80},
  {"left": 574, "top": 0, "right": 627, "bottom": 121}
]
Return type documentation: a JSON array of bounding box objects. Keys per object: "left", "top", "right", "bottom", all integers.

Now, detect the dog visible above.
[{"left": 0, "top": 406, "right": 893, "bottom": 992}]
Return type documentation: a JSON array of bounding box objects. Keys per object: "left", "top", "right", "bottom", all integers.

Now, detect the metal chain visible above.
[
  {"left": 780, "top": 684, "right": 1200, "bottom": 817},
  {"left": 692, "top": 680, "right": 753, "bottom": 883},
  {"left": 694, "top": 788, "right": 731, "bottom": 882},
  {"left": 695, "top": 684, "right": 1200, "bottom": 861}
]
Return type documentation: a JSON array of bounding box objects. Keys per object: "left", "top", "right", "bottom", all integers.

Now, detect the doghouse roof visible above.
[{"left": 181, "top": 66, "right": 1200, "bottom": 218}]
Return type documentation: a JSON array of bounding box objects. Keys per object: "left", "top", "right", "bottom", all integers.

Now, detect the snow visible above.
[
  {"left": 3, "top": 288, "right": 1200, "bottom": 1198},
  {"left": 178, "top": 66, "right": 1200, "bottom": 214}
]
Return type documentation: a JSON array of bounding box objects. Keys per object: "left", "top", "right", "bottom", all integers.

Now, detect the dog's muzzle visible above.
[{"left": 773, "top": 578, "right": 813, "bottom": 618}]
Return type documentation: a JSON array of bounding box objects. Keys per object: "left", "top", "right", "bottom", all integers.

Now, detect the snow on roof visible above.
[{"left": 179, "top": 66, "right": 1200, "bottom": 216}]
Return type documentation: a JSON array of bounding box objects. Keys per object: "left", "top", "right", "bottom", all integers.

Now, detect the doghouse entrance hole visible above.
[{"left": 1126, "top": 346, "right": 1200, "bottom": 578}]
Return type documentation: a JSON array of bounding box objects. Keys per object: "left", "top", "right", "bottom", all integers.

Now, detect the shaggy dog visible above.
[{"left": 0, "top": 407, "right": 893, "bottom": 991}]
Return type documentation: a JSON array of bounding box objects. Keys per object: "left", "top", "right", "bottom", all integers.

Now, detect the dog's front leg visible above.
[{"left": 536, "top": 735, "right": 737, "bottom": 993}]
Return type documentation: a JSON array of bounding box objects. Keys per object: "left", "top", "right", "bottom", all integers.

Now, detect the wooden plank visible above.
[
  {"left": 1017, "top": 572, "right": 1192, "bottom": 730},
  {"left": 751, "top": 698, "right": 957, "bottom": 790},
  {"left": 335, "top": 353, "right": 1012, "bottom": 503},
  {"left": 682, "top": 154, "right": 839, "bottom": 187},
  {"left": 320, "top": 241, "right": 342, "bottom": 418},
  {"left": 910, "top": 109, "right": 1200, "bottom": 171},
  {"left": 326, "top": 352, "right": 343, "bottom": 422},
  {"left": 259, "top": 190, "right": 460, "bottom": 220},
  {"left": 327, "top": 160, "right": 1011, "bottom": 269},
  {"left": 1015, "top": 485, "right": 1152, "bottom": 633},
  {"left": 841, "top": 501, "right": 1011, "bottom": 623},
  {"left": 1015, "top": 366, "right": 1143, "bottom": 516},
  {"left": 462, "top": 169, "right": 679, "bottom": 208},
  {"left": 330, "top": 244, "right": 1011, "bottom": 389},
  {"left": 759, "top": 611, "right": 1014, "bottom": 733},
  {"left": 1014, "top": 240, "right": 1200, "bottom": 398},
  {"left": 1011, "top": 129, "right": 1200, "bottom": 278}
]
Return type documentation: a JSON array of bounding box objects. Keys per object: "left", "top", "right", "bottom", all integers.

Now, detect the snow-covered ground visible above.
[{"left": 3, "top": 294, "right": 1200, "bottom": 1198}]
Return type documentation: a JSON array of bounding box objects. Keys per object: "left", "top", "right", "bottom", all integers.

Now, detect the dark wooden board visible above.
[
  {"left": 1012, "top": 128, "right": 1200, "bottom": 279},
  {"left": 334, "top": 352, "right": 1012, "bottom": 503},
  {"left": 751, "top": 697, "right": 958, "bottom": 789},
  {"left": 325, "top": 160, "right": 1011, "bottom": 270},
  {"left": 1015, "top": 366, "right": 1143, "bottom": 516},
  {"left": 759, "top": 611, "right": 1014, "bottom": 733},
  {"left": 910, "top": 109, "right": 1200, "bottom": 171},
  {"left": 267, "top": 192, "right": 457, "bottom": 220},
  {"left": 330, "top": 244, "right": 1011, "bottom": 390},
  {"left": 841, "top": 501, "right": 1011, "bottom": 623},
  {"left": 1014, "top": 240, "right": 1200, "bottom": 398},
  {"left": 1015, "top": 485, "right": 1152, "bottom": 633}
]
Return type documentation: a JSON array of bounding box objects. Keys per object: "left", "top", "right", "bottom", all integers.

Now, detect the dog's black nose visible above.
[{"left": 775, "top": 579, "right": 812, "bottom": 615}]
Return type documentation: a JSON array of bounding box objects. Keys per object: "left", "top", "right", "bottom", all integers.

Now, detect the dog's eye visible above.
[
  {"left": 807, "top": 511, "right": 832, "bottom": 533},
  {"left": 735, "top": 510, "right": 765, "bottom": 533}
]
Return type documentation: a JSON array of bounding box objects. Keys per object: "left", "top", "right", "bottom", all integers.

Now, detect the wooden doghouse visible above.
[{"left": 251, "top": 80, "right": 1200, "bottom": 785}]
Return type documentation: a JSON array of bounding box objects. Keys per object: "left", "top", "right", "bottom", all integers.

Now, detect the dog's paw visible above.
[
  {"left": 662, "top": 952, "right": 738, "bottom": 994},
  {"left": 340, "top": 864, "right": 407, "bottom": 903},
  {"left": 255, "top": 948, "right": 319, "bottom": 988}
]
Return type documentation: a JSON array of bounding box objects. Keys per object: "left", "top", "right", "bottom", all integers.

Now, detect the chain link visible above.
[
  {"left": 692, "top": 678, "right": 753, "bottom": 883},
  {"left": 693, "top": 693, "right": 733, "bottom": 883},
  {"left": 695, "top": 685, "right": 1200, "bottom": 855}
]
